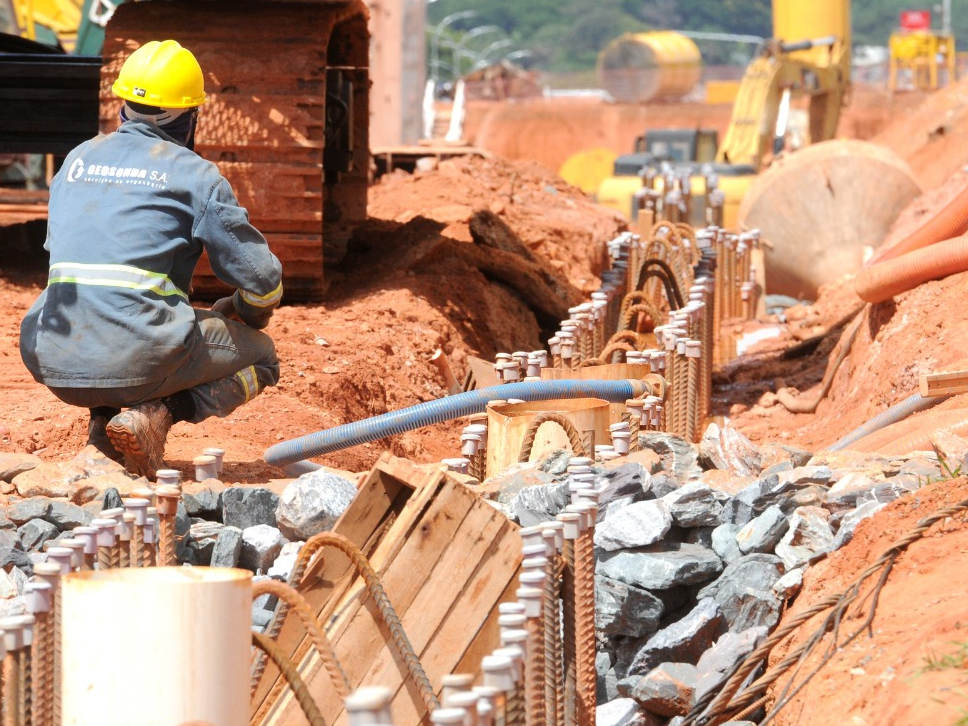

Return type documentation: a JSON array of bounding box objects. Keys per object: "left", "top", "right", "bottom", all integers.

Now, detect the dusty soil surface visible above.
[
  {"left": 872, "top": 77, "right": 968, "bottom": 190},
  {"left": 766, "top": 476, "right": 968, "bottom": 726}
]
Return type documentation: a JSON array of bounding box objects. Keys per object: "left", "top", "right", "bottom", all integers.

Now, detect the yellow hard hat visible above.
[{"left": 112, "top": 40, "right": 206, "bottom": 108}]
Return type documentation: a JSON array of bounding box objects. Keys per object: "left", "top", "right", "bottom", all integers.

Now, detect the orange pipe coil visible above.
[
  {"left": 866, "top": 181, "right": 968, "bottom": 266},
  {"left": 854, "top": 233, "right": 968, "bottom": 303},
  {"left": 850, "top": 406, "right": 968, "bottom": 455}
]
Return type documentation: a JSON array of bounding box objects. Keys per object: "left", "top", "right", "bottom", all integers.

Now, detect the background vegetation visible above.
[{"left": 427, "top": 0, "right": 962, "bottom": 76}]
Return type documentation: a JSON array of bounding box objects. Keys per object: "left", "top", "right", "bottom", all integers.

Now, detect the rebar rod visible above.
[
  {"left": 574, "top": 521, "right": 596, "bottom": 726},
  {"left": 525, "top": 616, "right": 545, "bottom": 726},
  {"left": 542, "top": 554, "right": 563, "bottom": 726},
  {"left": 3, "top": 650, "right": 21, "bottom": 726},
  {"left": 31, "top": 612, "right": 52, "bottom": 726},
  {"left": 561, "top": 538, "right": 576, "bottom": 726}
]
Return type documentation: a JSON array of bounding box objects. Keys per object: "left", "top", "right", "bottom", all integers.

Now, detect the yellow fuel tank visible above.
[{"left": 597, "top": 31, "right": 702, "bottom": 104}]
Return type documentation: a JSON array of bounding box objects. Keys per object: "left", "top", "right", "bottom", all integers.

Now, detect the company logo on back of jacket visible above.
[{"left": 66, "top": 158, "right": 168, "bottom": 187}]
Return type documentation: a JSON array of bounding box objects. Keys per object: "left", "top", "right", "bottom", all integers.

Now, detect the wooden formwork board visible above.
[{"left": 254, "top": 453, "right": 522, "bottom": 726}]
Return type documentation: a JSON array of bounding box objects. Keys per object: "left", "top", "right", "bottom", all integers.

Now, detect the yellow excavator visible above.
[{"left": 595, "top": 0, "right": 852, "bottom": 230}]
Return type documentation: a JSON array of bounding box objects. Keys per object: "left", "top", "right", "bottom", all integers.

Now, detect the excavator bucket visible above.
[{"left": 100, "top": 0, "right": 371, "bottom": 301}]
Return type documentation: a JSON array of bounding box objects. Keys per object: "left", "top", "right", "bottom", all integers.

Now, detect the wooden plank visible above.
[
  {"left": 261, "top": 474, "right": 476, "bottom": 726},
  {"left": 919, "top": 370, "right": 968, "bottom": 398},
  {"left": 251, "top": 454, "right": 431, "bottom": 713},
  {"left": 348, "top": 492, "right": 513, "bottom": 708},
  {"left": 377, "top": 515, "right": 521, "bottom": 726}
]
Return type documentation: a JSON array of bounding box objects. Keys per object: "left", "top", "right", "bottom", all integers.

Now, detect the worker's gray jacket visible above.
[{"left": 20, "top": 120, "right": 283, "bottom": 388}]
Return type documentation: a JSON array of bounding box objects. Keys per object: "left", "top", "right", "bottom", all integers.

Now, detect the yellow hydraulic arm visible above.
[{"left": 716, "top": 35, "right": 850, "bottom": 169}]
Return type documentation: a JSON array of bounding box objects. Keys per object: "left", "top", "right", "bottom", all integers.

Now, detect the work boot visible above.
[
  {"left": 105, "top": 400, "right": 173, "bottom": 478},
  {"left": 86, "top": 413, "right": 123, "bottom": 462}
]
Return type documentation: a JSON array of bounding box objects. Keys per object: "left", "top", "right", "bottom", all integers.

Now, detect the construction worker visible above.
[{"left": 19, "top": 39, "right": 283, "bottom": 478}]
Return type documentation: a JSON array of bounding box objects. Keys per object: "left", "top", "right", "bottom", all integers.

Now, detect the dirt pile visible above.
[
  {"left": 872, "top": 78, "right": 968, "bottom": 191},
  {"left": 0, "top": 155, "right": 625, "bottom": 479},
  {"left": 766, "top": 475, "right": 968, "bottom": 726}
]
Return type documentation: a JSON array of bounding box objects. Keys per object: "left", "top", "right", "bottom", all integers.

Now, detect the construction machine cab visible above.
[{"left": 633, "top": 127, "right": 718, "bottom": 163}]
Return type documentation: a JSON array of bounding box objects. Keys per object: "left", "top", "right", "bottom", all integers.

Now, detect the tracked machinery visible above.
[
  {"left": 1, "top": 0, "right": 371, "bottom": 300},
  {"left": 595, "top": 0, "right": 853, "bottom": 231}
]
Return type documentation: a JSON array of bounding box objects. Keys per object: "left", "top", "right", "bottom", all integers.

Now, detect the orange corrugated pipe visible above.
[
  {"left": 855, "top": 233, "right": 968, "bottom": 303},
  {"left": 850, "top": 406, "right": 968, "bottom": 454},
  {"left": 866, "top": 180, "right": 968, "bottom": 267}
]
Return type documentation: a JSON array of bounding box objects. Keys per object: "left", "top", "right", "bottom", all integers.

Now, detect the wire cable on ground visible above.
[{"left": 776, "top": 305, "right": 868, "bottom": 414}]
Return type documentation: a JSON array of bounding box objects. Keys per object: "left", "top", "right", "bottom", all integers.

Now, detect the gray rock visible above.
[
  {"left": 825, "top": 472, "right": 879, "bottom": 511},
  {"left": 210, "top": 526, "right": 243, "bottom": 568},
  {"left": 0, "top": 511, "right": 13, "bottom": 530},
  {"left": 698, "top": 555, "right": 784, "bottom": 632},
  {"left": 778, "top": 465, "right": 833, "bottom": 486},
  {"left": 897, "top": 456, "right": 942, "bottom": 481},
  {"left": 100, "top": 488, "right": 124, "bottom": 511},
  {"left": 695, "top": 627, "right": 768, "bottom": 703},
  {"left": 597, "top": 650, "right": 620, "bottom": 703},
  {"left": 627, "top": 598, "right": 726, "bottom": 675},
  {"left": 711, "top": 524, "right": 743, "bottom": 564},
  {"left": 640, "top": 433, "right": 702, "bottom": 481},
  {"left": 887, "top": 473, "right": 922, "bottom": 492},
  {"left": 602, "top": 495, "right": 637, "bottom": 523},
  {"left": 539, "top": 449, "right": 574, "bottom": 476},
  {"left": 859, "top": 482, "right": 906, "bottom": 506},
  {"left": 508, "top": 482, "right": 570, "bottom": 527},
  {"left": 721, "top": 470, "right": 819, "bottom": 525},
  {"left": 0, "top": 453, "right": 42, "bottom": 482},
  {"left": 45, "top": 501, "right": 93, "bottom": 530},
  {"left": 598, "top": 463, "right": 651, "bottom": 508},
  {"left": 222, "top": 488, "right": 280, "bottom": 530},
  {"left": 240, "top": 524, "right": 286, "bottom": 573},
  {"left": 7, "top": 498, "right": 51, "bottom": 526},
  {"left": 719, "top": 477, "right": 771, "bottom": 526},
  {"left": 832, "top": 501, "right": 887, "bottom": 550},
  {"left": 598, "top": 543, "right": 723, "bottom": 591},
  {"left": 699, "top": 423, "right": 761, "bottom": 477},
  {"left": 0, "top": 530, "right": 31, "bottom": 573},
  {"left": 0, "top": 596, "right": 27, "bottom": 618},
  {"left": 648, "top": 473, "right": 680, "bottom": 499},
  {"left": 773, "top": 568, "right": 804, "bottom": 600},
  {"left": 775, "top": 506, "right": 834, "bottom": 570},
  {"left": 275, "top": 471, "right": 357, "bottom": 541},
  {"left": 596, "top": 698, "right": 643, "bottom": 726},
  {"left": 698, "top": 554, "right": 784, "bottom": 599},
  {"left": 759, "top": 460, "right": 794, "bottom": 479},
  {"left": 595, "top": 500, "right": 672, "bottom": 551},
  {"left": 596, "top": 575, "right": 664, "bottom": 638},
  {"left": 629, "top": 662, "right": 698, "bottom": 717},
  {"left": 736, "top": 505, "right": 789, "bottom": 554},
  {"left": 684, "top": 526, "right": 716, "bottom": 549},
  {"left": 185, "top": 520, "right": 225, "bottom": 565},
  {"left": 758, "top": 442, "right": 812, "bottom": 470},
  {"left": 17, "top": 518, "right": 58, "bottom": 552},
  {"left": 663, "top": 482, "right": 723, "bottom": 527},
  {"left": 267, "top": 542, "right": 303, "bottom": 581},
  {"left": 183, "top": 482, "right": 224, "bottom": 517},
  {"left": 251, "top": 606, "right": 274, "bottom": 630}
]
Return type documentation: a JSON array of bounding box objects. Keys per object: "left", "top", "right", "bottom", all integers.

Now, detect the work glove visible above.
[{"left": 211, "top": 295, "right": 243, "bottom": 323}]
